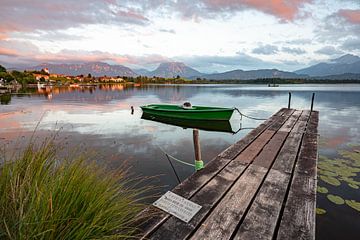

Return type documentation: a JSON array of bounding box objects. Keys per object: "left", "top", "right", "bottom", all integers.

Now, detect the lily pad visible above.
[
  {"left": 327, "top": 194, "right": 345, "bottom": 205},
  {"left": 316, "top": 208, "right": 327, "bottom": 215},
  {"left": 345, "top": 200, "right": 360, "bottom": 212},
  {"left": 320, "top": 175, "right": 341, "bottom": 186},
  {"left": 317, "top": 186, "right": 328, "bottom": 194},
  {"left": 348, "top": 183, "right": 359, "bottom": 189},
  {"left": 319, "top": 170, "right": 338, "bottom": 177}
]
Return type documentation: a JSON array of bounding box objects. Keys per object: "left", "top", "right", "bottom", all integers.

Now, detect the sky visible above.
[{"left": 0, "top": 0, "right": 359, "bottom": 73}]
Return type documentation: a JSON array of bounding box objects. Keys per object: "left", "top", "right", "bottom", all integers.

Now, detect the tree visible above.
[
  {"left": 87, "top": 73, "right": 92, "bottom": 78},
  {"left": 0, "top": 64, "right": 6, "bottom": 72}
]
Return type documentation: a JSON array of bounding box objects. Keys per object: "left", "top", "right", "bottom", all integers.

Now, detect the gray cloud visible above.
[
  {"left": 315, "top": 46, "right": 344, "bottom": 55},
  {"left": 0, "top": 0, "right": 149, "bottom": 38},
  {"left": 341, "top": 38, "right": 360, "bottom": 51},
  {"left": 282, "top": 47, "right": 306, "bottom": 54},
  {"left": 159, "top": 28, "right": 176, "bottom": 34},
  {"left": 252, "top": 45, "right": 279, "bottom": 55},
  {"left": 177, "top": 53, "right": 304, "bottom": 73}
]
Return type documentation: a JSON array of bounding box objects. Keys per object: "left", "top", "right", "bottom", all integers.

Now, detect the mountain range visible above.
[{"left": 27, "top": 54, "right": 360, "bottom": 80}]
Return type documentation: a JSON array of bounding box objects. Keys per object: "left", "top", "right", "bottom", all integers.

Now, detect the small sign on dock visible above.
[{"left": 153, "top": 191, "right": 202, "bottom": 223}]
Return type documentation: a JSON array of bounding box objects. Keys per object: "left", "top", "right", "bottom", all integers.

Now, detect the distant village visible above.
[{"left": 0, "top": 64, "right": 196, "bottom": 95}]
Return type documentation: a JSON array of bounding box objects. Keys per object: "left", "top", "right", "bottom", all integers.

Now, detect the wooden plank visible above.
[
  {"left": 148, "top": 160, "right": 248, "bottom": 240},
  {"left": 276, "top": 113, "right": 318, "bottom": 240},
  {"left": 252, "top": 131, "right": 288, "bottom": 168},
  {"left": 234, "top": 130, "right": 275, "bottom": 164},
  {"left": 233, "top": 169, "right": 289, "bottom": 240},
  {"left": 276, "top": 171, "right": 317, "bottom": 240},
  {"left": 189, "top": 165, "right": 268, "bottom": 240},
  {"left": 306, "top": 111, "right": 319, "bottom": 135},
  {"left": 138, "top": 109, "right": 288, "bottom": 237},
  {"left": 267, "top": 109, "right": 295, "bottom": 131},
  {"left": 291, "top": 110, "right": 311, "bottom": 133},
  {"left": 219, "top": 108, "right": 287, "bottom": 160},
  {"left": 233, "top": 113, "right": 310, "bottom": 240},
  {"left": 278, "top": 110, "right": 302, "bottom": 132}
]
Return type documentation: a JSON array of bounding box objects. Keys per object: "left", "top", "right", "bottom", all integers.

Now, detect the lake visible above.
[{"left": 1, "top": 83, "right": 359, "bottom": 239}]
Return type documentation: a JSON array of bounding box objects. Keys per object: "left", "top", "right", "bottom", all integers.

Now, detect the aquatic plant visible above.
[
  {"left": 0, "top": 137, "right": 149, "bottom": 239},
  {"left": 317, "top": 143, "right": 360, "bottom": 214},
  {"left": 316, "top": 208, "right": 326, "bottom": 215}
]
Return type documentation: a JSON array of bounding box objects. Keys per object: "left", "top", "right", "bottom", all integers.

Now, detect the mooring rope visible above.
[
  {"left": 234, "top": 108, "right": 268, "bottom": 121},
  {"left": 157, "top": 145, "right": 195, "bottom": 167}
]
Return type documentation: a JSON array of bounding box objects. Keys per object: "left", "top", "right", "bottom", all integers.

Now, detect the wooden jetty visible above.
[{"left": 139, "top": 108, "right": 319, "bottom": 240}]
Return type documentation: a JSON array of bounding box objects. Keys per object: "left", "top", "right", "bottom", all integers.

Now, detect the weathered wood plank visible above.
[
  {"left": 219, "top": 108, "right": 288, "bottom": 160},
  {"left": 189, "top": 165, "right": 268, "bottom": 240},
  {"left": 291, "top": 110, "right": 310, "bottom": 133},
  {"left": 234, "top": 130, "right": 275, "bottom": 164},
  {"left": 252, "top": 131, "right": 288, "bottom": 168},
  {"left": 233, "top": 113, "right": 310, "bottom": 240},
  {"left": 276, "top": 113, "right": 318, "bottom": 240},
  {"left": 148, "top": 160, "right": 248, "bottom": 240},
  {"left": 138, "top": 109, "right": 289, "bottom": 237},
  {"left": 278, "top": 110, "right": 302, "bottom": 132},
  {"left": 276, "top": 171, "right": 317, "bottom": 240},
  {"left": 233, "top": 169, "right": 289, "bottom": 240},
  {"left": 267, "top": 109, "right": 295, "bottom": 131},
  {"left": 307, "top": 111, "right": 319, "bottom": 135}
]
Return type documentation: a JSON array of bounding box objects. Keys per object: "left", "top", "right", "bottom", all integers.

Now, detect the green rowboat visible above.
[
  {"left": 141, "top": 112, "right": 234, "bottom": 133},
  {"left": 140, "top": 104, "right": 234, "bottom": 121}
]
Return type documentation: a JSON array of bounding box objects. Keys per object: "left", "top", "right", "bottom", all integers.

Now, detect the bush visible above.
[{"left": 0, "top": 137, "right": 148, "bottom": 239}]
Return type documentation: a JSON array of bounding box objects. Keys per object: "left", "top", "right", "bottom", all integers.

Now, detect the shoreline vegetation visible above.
[
  {"left": 1, "top": 64, "right": 360, "bottom": 94},
  {"left": 0, "top": 134, "right": 150, "bottom": 239}
]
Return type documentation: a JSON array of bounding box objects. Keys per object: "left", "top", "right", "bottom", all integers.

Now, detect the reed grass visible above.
[{"left": 0, "top": 137, "right": 148, "bottom": 239}]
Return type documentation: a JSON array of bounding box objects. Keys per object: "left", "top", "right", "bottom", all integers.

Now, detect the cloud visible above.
[
  {"left": 341, "top": 38, "right": 360, "bottom": 50},
  {"left": 0, "top": 47, "right": 19, "bottom": 57},
  {"left": 0, "top": 40, "right": 170, "bottom": 68},
  {"left": 315, "top": 46, "right": 344, "bottom": 55},
  {"left": 159, "top": 29, "right": 176, "bottom": 34},
  {"left": 282, "top": 47, "right": 306, "bottom": 54},
  {"left": 177, "top": 52, "right": 303, "bottom": 72},
  {"left": 211, "top": 0, "right": 311, "bottom": 21},
  {"left": 0, "top": 0, "right": 149, "bottom": 38},
  {"left": 252, "top": 44, "right": 279, "bottom": 55},
  {"left": 338, "top": 9, "right": 360, "bottom": 24}
]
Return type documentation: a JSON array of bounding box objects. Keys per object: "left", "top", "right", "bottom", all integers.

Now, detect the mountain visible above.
[
  {"left": 133, "top": 68, "right": 151, "bottom": 76},
  {"left": 313, "top": 73, "right": 360, "bottom": 80},
  {"left": 201, "top": 69, "right": 305, "bottom": 80},
  {"left": 295, "top": 54, "right": 360, "bottom": 77},
  {"left": 30, "top": 62, "right": 137, "bottom": 77},
  {"left": 149, "top": 62, "right": 202, "bottom": 78}
]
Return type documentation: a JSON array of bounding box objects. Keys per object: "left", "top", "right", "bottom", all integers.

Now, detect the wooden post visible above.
[
  {"left": 310, "top": 93, "right": 315, "bottom": 112},
  {"left": 288, "top": 92, "right": 291, "bottom": 109},
  {"left": 193, "top": 129, "right": 203, "bottom": 170}
]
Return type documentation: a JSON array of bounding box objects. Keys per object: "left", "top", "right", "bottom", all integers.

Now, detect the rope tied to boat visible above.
[
  {"left": 234, "top": 108, "right": 268, "bottom": 121},
  {"left": 157, "top": 145, "right": 195, "bottom": 167}
]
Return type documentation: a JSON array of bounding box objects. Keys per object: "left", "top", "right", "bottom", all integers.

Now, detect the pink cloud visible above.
[
  {"left": 203, "top": 0, "right": 311, "bottom": 21},
  {"left": 0, "top": 47, "right": 19, "bottom": 57},
  {"left": 338, "top": 9, "right": 360, "bottom": 24}
]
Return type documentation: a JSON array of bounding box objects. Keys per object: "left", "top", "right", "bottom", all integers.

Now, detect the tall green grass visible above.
[{"left": 0, "top": 137, "right": 148, "bottom": 239}]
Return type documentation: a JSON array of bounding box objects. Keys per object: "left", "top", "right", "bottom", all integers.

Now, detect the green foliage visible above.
[
  {"left": 0, "top": 64, "right": 6, "bottom": 72},
  {"left": 0, "top": 72, "right": 14, "bottom": 83},
  {"left": 9, "top": 70, "right": 36, "bottom": 85},
  {"left": 327, "top": 194, "right": 345, "bottom": 205},
  {"left": 317, "top": 186, "right": 328, "bottom": 194},
  {"left": 0, "top": 137, "right": 148, "bottom": 239},
  {"left": 316, "top": 208, "right": 327, "bottom": 215}
]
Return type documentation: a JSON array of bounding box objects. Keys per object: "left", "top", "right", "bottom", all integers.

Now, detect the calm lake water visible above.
[{"left": 1, "top": 84, "right": 359, "bottom": 239}]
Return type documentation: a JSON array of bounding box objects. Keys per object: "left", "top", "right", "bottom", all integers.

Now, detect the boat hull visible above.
[
  {"left": 140, "top": 104, "right": 234, "bottom": 121},
  {"left": 141, "top": 112, "right": 234, "bottom": 133}
]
